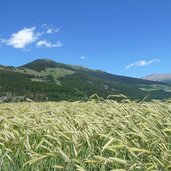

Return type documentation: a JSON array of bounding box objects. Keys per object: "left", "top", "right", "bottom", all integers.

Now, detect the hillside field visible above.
[{"left": 0, "top": 100, "right": 171, "bottom": 170}]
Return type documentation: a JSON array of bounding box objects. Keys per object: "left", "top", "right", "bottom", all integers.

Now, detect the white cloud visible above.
[
  {"left": 80, "top": 56, "right": 85, "bottom": 59},
  {"left": 36, "top": 40, "right": 62, "bottom": 48},
  {"left": 126, "top": 59, "right": 160, "bottom": 69},
  {"left": 0, "top": 25, "right": 62, "bottom": 50},
  {"left": 5, "top": 27, "right": 39, "bottom": 48}
]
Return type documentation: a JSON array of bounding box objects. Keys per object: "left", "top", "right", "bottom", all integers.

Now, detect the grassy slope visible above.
[{"left": 1, "top": 100, "right": 171, "bottom": 170}]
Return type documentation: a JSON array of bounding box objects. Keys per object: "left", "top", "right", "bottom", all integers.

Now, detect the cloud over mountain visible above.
[{"left": 126, "top": 59, "right": 160, "bottom": 69}]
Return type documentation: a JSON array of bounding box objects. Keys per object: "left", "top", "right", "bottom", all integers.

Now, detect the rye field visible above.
[{"left": 0, "top": 100, "right": 171, "bottom": 170}]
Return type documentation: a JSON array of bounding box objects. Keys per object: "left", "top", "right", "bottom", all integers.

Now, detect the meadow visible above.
[{"left": 0, "top": 99, "right": 171, "bottom": 170}]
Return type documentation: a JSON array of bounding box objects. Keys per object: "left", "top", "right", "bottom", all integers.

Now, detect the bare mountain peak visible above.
[{"left": 143, "top": 73, "right": 171, "bottom": 84}]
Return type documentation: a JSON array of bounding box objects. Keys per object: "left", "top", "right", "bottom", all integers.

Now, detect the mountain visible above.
[
  {"left": 143, "top": 73, "right": 171, "bottom": 84},
  {"left": 0, "top": 59, "right": 171, "bottom": 102}
]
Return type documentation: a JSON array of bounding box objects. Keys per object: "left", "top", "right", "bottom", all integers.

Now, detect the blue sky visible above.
[{"left": 0, "top": 0, "right": 171, "bottom": 78}]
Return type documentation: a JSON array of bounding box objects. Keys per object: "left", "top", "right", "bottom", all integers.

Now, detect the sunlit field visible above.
[{"left": 0, "top": 100, "right": 171, "bottom": 170}]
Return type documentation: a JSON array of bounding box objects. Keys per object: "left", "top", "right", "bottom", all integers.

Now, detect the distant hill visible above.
[
  {"left": 143, "top": 73, "right": 171, "bottom": 84},
  {"left": 0, "top": 59, "right": 171, "bottom": 102}
]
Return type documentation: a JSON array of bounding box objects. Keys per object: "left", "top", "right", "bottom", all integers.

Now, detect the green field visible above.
[{"left": 1, "top": 100, "right": 171, "bottom": 170}]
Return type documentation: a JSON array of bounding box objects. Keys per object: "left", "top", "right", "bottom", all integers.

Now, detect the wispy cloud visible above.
[
  {"left": 80, "top": 56, "right": 85, "bottom": 59},
  {"left": 36, "top": 40, "right": 62, "bottom": 48},
  {"left": 0, "top": 38, "right": 6, "bottom": 44},
  {"left": 46, "top": 28, "right": 60, "bottom": 34},
  {"left": 41, "top": 24, "right": 60, "bottom": 34},
  {"left": 126, "top": 59, "right": 160, "bottom": 69}
]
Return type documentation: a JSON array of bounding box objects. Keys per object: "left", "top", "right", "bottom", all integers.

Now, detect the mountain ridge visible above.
[
  {"left": 19, "top": 59, "right": 167, "bottom": 85},
  {"left": 0, "top": 58, "right": 171, "bottom": 102},
  {"left": 143, "top": 73, "right": 171, "bottom": 84}
]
